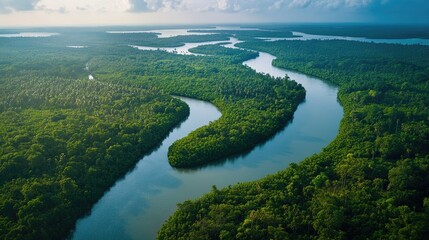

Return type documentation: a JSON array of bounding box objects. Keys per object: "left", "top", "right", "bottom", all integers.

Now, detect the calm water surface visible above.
[
  {"left": 72, "top": 35, "right": 343, "bottom": 240},
  {"left": 107, "top": 29, "right": 214, "bottom": 38},
  {"left": 131, "top": 39, "right": 229, "bottom": 56},
  {"left": 0, "top": 32, "right": 59, "bottom": 37},
  {"left": 258, "top": 31, "right": 429, "bottom": 45},
  {"left": 107, "top": 26, "right": 262, "bottom": 38}
]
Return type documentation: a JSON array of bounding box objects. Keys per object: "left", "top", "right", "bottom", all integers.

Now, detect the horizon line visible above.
[{"left": 2, "top": 21, "right": 429, "bottom": 29}]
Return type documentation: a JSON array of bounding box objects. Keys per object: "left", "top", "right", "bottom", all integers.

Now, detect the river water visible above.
[
  {"left": 0, "top": 32, "right": 59, "bottom": 38},
  {"left": 258, "top": 31, "right": 429, "bottom": 45},
  {"left": 130, "top": 39, "right": 229, "bottom": 56},
  {"left": 72, "top": 35, "right": 343, "bottom": 239},
  {"left": 107, "top": 27, "right": 262, "bottom": 38}
]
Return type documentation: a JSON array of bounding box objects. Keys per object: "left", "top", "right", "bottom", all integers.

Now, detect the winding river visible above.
[{"left": 72, "top": 36, "right": 343, "bottom": 239}]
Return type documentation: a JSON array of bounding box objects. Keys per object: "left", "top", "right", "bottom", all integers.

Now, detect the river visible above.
[
  {"left": 257, "top": 31, "right": 429, "bottom": 45},
  {"left": 72, "top": 36, "right": 343, "bottom": 239}
]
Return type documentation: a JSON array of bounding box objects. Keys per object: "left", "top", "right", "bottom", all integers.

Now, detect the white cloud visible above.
[
  {"left": 183, "top": 0, "right": 384, "bottom": 12},
  {"left": 345, "top": 0, "right": 373, "bottom": 7},
  {"left": 35, "top": 0, "right": 131, "bottom": 13},
  {"left": 128, "top": 0, "right": 185, "bottom": 12},
  {"left": 289, "top": 0, "right": 311, "bottom": 8},
  {"left": 289, "top": 0, "right": 387, "bottom": 9},
  {"left": 216, "top": 0, "right": 228, "bottom": 10},
  {"left": 0, "top": 0, "right": 40, "bottom": 13},
  {"left": 186, "top": 0, "right": 284, "bottom": 13},
  {"left": 32, "top": 0, "right": 185, "bottom": 13},
  {"left": 0, "top": 0, "right": 390, "bottom": 14},
  {"left": 269, "top": 0, "right": 286, "bottom": 10}
]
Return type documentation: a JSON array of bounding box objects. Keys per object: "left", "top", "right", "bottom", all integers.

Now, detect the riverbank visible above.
[
  {"left": 159, "top": 33, "right": 429, "bottom": 240},
  {"left": 72, "top": 34, "right": 342, "bottom": 239}
]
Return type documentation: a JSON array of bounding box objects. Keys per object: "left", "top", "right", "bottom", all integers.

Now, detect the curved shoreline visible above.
[{"left": 72, "top": 38, "right": 343, "bottom": 240}]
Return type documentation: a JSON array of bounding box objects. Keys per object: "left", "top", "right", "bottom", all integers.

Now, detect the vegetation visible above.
[
  {"left": 89, "top": 44, "right": 305, "bottom": 167},
  {"left": 130, "top": 33, "right": 231, "bottom": 48},
  {"left": 0, "top": 28, "right": 306, "bottom": 239},
  {"left": 158, "top": 39, "right": 429, "bottom": 238},
  {"left": 189, "top": 29, "right": 297, "bottom": 41},
  {"left": 262, "top": 24, "right": 429, "bottom": 39},
  {"left": 188, "top": 43, "right": 258, "bottom": 63},
  {"left": 0, "top": 37, "right": 190, "bottom": 239},
  {"left": 3, "top": 25, "right": 427, "bottom": 240}
]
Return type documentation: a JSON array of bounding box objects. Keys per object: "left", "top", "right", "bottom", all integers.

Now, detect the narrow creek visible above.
[{"left": 72, "top": 35, "right": 343, "bottom": 240}]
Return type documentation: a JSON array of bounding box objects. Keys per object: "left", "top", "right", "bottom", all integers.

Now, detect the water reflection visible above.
[
  {"left": 72, "top": 97, "right": 222, "bottom": 240},
  {"left": 258, "top": 31, "right": 429, "bottom": 45},
  {"left": 131, "top": 39, "right": 229, "bottom": 56},
  {"left": 73, "top": 33, "right": 343, "bottom": 240},
  {"left": 0, "top": 32, "right": 59, "bottom": 38}
]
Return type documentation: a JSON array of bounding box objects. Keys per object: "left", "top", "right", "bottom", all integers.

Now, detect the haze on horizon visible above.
[{"left": 0, "top": 0, "right": 428, "bottom": 27}]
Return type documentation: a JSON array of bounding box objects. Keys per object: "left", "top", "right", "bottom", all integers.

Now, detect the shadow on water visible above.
[
  {"left": 278, "top": 67, "right": 339, "bottom": 89},
  {"left": 68, "top": 107, "right": 191, "bottom": 237},
  {"left": 174, "top": 114, "right": 301, "bottom": 173},
  {"left": 72, "top": 95, "right": 223, "bottom": 240},
  {"left": 73, "top": 29, "right": 343, "bottom": 240},
  {"left": 114, "top": 109, "right": 191, "bottom": 184}
]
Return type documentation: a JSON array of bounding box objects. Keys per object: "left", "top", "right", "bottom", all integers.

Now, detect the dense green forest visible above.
[
  {"left": 129, "top": 33, "right": 231, "bottom": 48},
  {"left": 189, "top": 29, "right": 297, "bottom": 41},
  {"left": 188, "top": 43, "right": 259, "bottom": 63},
  {"left": 2, "top": 26, "right": 429, "bottom": 239},
  {"left": 0, "top": 29, "right": 306, "bottom": 239},
  {"left": 87, "top": 43, "right": 304, "bottom": 167},
  {"left": 158, "top": 39, "right": 429, "bottom": 238},
  {"left": 265, "top": 24, "right": 429, "bottom": 39},
  {"left": 0, "top": 39, "right": 190, "bottom": 239}
]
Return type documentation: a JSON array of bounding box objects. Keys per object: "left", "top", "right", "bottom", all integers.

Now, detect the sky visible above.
[{"left": 0, "top": 0, "right": 428, "bottom": 27}]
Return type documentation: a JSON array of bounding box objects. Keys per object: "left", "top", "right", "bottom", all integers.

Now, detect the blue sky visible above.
[{"left": 0, "top": 0, "right": 428, "bottom": 27}]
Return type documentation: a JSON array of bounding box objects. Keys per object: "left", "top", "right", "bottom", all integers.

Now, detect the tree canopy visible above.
[{"left": 158, "top": 38, "right": 429, "bottom": 239}]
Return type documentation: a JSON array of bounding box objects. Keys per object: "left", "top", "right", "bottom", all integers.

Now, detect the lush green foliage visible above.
[
  {"left": 0, "top": 28, "right": 306, "bottom": 239},
  {"left": 89, "top": 45, "right": 305, "bottom": 167},
  {"left": 4, "top": 25, "right": 427, "bottom": 240},
  {"left": 188, "top": 43, "right": 259, "bottom": 63},
  {"left": 240, "top": 40, "right": 429, "bottom": 160},
  {"left": 131, "top": 33, "right": 231, "bottom": 48},
  {"left": 158, "top": 39, "right": 429, "bottom": 239},
  {"left": 0, "top": 38, "right": 189, "bottom": 239},
  {"left": 265, "top": 24, "right": 429, "bottom": 39},
  {"left": 189, "top": 29, "right": 297, "bottom": 41}
]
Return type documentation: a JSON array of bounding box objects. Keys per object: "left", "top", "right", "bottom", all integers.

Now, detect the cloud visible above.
[
  {"left": 128, "top": 0, "right": 184, "bottom": 12},
  {"left": 214, "top": 0, "right": 258, "bottom": 12},
  {"left": 34, "top": 0, "right": 132, "bottom": 13},
  {"left": 128, "top": 0, "right": 149, "bottom": 12},
  {"left": 0, "top": 0, "right": 392, "bottom": 15},
  {"left": 345, "top": 0, "right": 374, "bottom": 7},
  {"left": 183, "top": 0, "right": 287, "bottom": 13},
  {"left": 181, "top": 0, "right": 382, "bottom": 13},
  {"left": 0, "top": 0, "right": 40, "bottom": 13},
  {"left": 288, "top": 0, "right": 387, "bottom": 9},
  {"left": 0, "top": 0, "right": 185, "bottom": 13},
  {"left": 288, "top": 0, "right": 311, "bottom": 8}
]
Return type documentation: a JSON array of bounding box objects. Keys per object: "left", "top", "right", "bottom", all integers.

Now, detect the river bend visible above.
[{"left": 72, "top": 36, "right": 343, "bottom": 240}]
